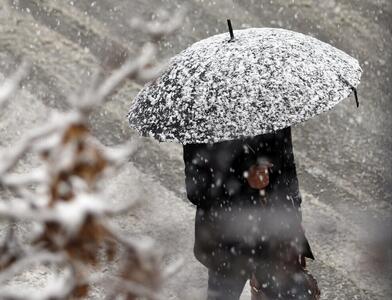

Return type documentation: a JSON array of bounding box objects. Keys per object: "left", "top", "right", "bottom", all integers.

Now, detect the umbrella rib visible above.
[{"left": 245, "top": 142, "right": 256, "bottom": 154}]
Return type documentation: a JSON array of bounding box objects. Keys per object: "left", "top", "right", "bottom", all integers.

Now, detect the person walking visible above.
[
  {"left": 183, "top": 127, "right": 320, "bottom": 299},
  {"left": 127, "top": 20, "right": 362, "bottom": 300}
]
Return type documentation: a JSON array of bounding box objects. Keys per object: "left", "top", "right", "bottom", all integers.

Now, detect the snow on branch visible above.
[
  {"left": 131, "top": 7, "right": 187, "bottom": 41},
  {"left": 72, "top": 7, "right": 186, "bottom": 113},
  {"left": 0, "top": 8, "right": 184, "bottom": 299},
  {"left": 0, "top": 61, "right": 29, "bottom": 107}
]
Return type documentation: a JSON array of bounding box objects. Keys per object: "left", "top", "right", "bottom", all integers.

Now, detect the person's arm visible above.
[
  {"left": 281, "top": 128, "right": 315, "bottom": 259},
  {"left": 281, "top": 127, "right": 302, "bottom": 207},
  {"left": 183, "top": 144, "right": 211, "bottom": 207}
]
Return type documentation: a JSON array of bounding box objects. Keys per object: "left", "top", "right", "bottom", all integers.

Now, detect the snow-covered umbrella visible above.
[{"left": 127, "top": 20, "right": 362, "bottom": 144}]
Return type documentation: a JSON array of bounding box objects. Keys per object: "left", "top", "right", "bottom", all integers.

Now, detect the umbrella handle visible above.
[{"left": 227, "top": 19, "right": 235, "bottom": 42}]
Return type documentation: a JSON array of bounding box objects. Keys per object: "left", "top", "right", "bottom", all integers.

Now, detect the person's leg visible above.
[{"left": 207, "top": 269, "right": 248, "bottom": 300}]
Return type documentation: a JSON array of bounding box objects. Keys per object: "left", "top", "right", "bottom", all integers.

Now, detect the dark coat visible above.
[{"left": 183, "top": 127, "right": 314, "bottom": 273}]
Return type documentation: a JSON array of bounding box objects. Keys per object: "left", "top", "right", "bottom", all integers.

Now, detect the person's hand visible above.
[{"left": 246, "top": 163, "right": 273, "bottom": 190}]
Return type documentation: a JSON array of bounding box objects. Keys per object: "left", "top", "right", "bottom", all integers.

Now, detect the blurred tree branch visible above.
[{"left": 0, "top": 7, "right": 184, "bottom": 300}]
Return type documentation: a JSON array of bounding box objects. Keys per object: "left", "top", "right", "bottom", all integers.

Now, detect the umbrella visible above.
[{"left": 127, "top": 20, "right": 362, "bottom": 144}]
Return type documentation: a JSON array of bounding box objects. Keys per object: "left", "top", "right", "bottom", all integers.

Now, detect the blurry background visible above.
[{"left": 0, "top": 0, "right": 391, "bottom": 299}]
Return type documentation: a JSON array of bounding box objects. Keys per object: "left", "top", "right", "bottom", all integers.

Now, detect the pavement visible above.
[{"left": 0, "top": 0, "right": 391, "bottom": 299}]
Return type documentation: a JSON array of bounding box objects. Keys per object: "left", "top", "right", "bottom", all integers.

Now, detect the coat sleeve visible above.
[
  {"left": 281, "top": 128, "right": 315, "bottom": 259},
  {"left": 281, "top": 127, "right": 302, "bottom": 208},
  {"left": 183, "top": 144, "right": 211, "bottom": 207}
]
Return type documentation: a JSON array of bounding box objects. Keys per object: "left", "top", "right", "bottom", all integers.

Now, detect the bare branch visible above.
[
  {"left": 136, "top": 60, "right": 169, "bottom": 83},
  {"left": 0, "top": 61, "right": 29, "bottom": 107},
  {"left": 162, "top": 257, "right": 184, "bottom": 279},
  {"left": 131, "top": 7, "right": 186, "bottom": 41},
  {"left": 0, "top": 6, "right": 184, "bottom": 298},
  {"left": 98, "top": 274, "right": 164, "bottom": 300},
  {"left": 0, "top": 199, "right": 55, "bottom": 221},
  {"left": 0, "top": 267, "right": 75, "bottom": 300},
  {"left": 77, "top": 43, "right": 157, "bottom": 112},
  {"left": 1, "top": 168, "right": 48, "bottom": 188},
  {"left": 0, "top": 111, "right": 82, "bottom": 177},
  {"left": 0, "top": 251, "right": 67, "bottom": 285}
]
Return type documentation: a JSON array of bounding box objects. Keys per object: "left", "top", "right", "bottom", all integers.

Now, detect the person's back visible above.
[{"left": 183, "top": 127, "right": 319, "bottom": 299}]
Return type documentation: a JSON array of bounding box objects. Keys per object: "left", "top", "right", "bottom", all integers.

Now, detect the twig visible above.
[
  {"left": 0, "top": 7, "right": 184, "bottom": 298},
  {"left": 131, "top": 7, "right": 186, "bottom": 41},
  {"left": 0, "top": 111, "right": 82, "bottom": 177},
  {"left": 91, "top": 274, "right": 164, "bottom": 300},
  {"left": 0, "top": 251, "right": 67, "bottom": 285},
  {"left": 0, "top": 61, "right": 30, "bottom": 107}
]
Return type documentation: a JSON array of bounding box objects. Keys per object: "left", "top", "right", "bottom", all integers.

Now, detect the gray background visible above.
[{"left": 0, "top": 0, "right": 391, "bottom": 299}]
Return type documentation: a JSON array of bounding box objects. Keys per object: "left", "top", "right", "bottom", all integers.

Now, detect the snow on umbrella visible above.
[{"left": 127, "top": 21, "right": 362, "bottom": 144}]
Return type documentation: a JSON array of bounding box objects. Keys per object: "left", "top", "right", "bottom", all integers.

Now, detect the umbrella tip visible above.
[
  {"left": 352, "top": 87, "right": 359, "bottom": 108},
  {"left": 227, "top": 19, "right": 235, "bottom": 42}
]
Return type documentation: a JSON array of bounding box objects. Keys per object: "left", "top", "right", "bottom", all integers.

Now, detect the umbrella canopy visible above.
[{"left": 127, "top": 27, "right": 362, "bottom": 144}]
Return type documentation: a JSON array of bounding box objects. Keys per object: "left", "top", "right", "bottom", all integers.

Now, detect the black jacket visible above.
[{"left": 183, "top": 127, "right": 313, "bottom": 272}]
